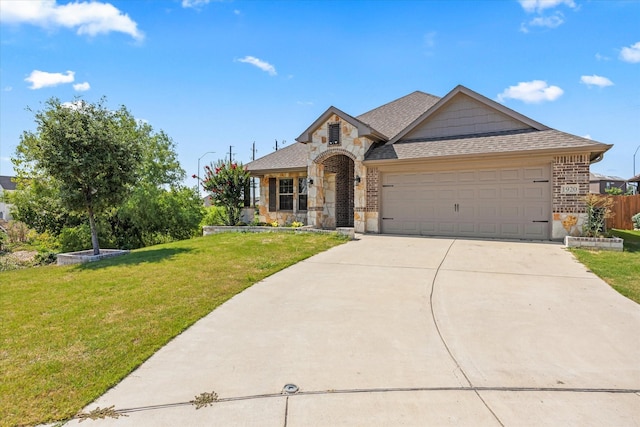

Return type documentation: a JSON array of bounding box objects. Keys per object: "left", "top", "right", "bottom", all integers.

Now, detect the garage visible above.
[{"left": 381, "top": 165, "right": 551, "bottom": 239}]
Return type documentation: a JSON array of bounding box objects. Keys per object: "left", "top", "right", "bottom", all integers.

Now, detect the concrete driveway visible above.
[{"left": 68, "top": 235, "right": 640, "bottom": 426}]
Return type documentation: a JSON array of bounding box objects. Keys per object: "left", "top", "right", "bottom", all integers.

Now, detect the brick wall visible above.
[
  {"left": 553, "top": 154, "right": 590, "bottom": 213},
  {"left": 323, "top": 155, "right": 354, "bottom": 227},
  {"left": 365, "top": 167, "right": 379, "bottom": 212}
]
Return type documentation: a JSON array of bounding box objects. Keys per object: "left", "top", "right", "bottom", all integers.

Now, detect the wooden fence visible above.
[{"left": 606, "top": 195, "right": 640, "bottom": 230}]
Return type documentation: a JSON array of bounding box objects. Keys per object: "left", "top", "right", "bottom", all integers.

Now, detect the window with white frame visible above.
[{"left": 279, "top": 178, "right": 294, "bottom": 210}]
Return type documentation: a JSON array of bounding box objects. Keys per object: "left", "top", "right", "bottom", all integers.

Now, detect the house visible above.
[
  {"left": 589, "top": 172, "right": 627, "bottom": 194},
  {"left": 628, "top": 174, "right": 640, "bottom": 195},
  {"left": 247, "top": 85, "right": 611, "bottom": 240},
  {"left": 0, "top": 175, "right": 17, "bottom": 221}
]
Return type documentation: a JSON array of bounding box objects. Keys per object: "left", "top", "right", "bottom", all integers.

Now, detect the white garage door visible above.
[{"left": 381, "top": 165, "right": 551, "bottom": 239}]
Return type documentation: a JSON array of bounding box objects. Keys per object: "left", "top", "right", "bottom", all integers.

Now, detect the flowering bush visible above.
[
  {"left": 270, "top": 220, "right": 279, "bottom": 227},
  {"left": 290, "top": 221, "right": 304, "bottom": 228},
  {"left": 200, "top": 161, "right": 251, "bottom": 226}
]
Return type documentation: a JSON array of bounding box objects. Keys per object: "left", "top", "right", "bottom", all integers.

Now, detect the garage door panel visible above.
[
  {"left": 524, "top": 167, "right": 547, "bottom": 180},
  {"left": 438, "top": 223, "right": 456, "bottom": 233},
  {"left": 381, "top": 165, "right": 550, "bottom": 239},
  {"left": 500, "top": 169, "right": 520, "bottom": 180},
  {"left": 524, "top": 223, "right": 546, "bottom": 239},
  {"left": 438, "top": 172, "right": 457, "bottom": 183},
  {"left": 478, "top": 188, "right": 498, "bottom": 199},
  {"left": 458, "top": 222, "right": 476, "bottom": 234},
  {"left": 501, "top": 223, "right": 521, "bottom": 236},
  {"left": 501, "top": 187, "right": 520, "bottom": 199},
  {"left": 458, "top": 171, "right": 476, "bottom": 182},
  {"left": 478, "top": 170, "right": 498, "bottom": 181},
  {"left": 478, "top": 223, "right": 498, "bottom": 234},
  {"left": 524, "top": 186, "right": 548, "bottom": 199},
  {"left": 501, "top": 206, "right": 520, "bottom": 217},
  {"left": 458, "top": 188, "right": 475, "bottom": 199}
]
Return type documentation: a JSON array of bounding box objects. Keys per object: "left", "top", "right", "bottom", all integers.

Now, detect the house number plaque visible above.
[{"left": 560, "top": 184, "right": 579, "bottom": 194}]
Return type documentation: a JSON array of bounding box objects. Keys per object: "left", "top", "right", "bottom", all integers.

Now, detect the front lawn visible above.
[
  {"left": 571, "top": 229, "right": 640, "bottom": 304},
  {"left": 0, "top": 232, "right": 347, "bottom": 427}
]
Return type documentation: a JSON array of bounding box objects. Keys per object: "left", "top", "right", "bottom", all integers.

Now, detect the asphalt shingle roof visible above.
[
  {"left": 356, "top": 91, "right": 441, "bottom": 140},
  {"left": 247, "top": 142, "right": 307, "bottom": 173},
  {"left": 365, "top": 129, "right": 610, "bottom": 161},
  {"left": 0, "top": 176, "right": 16, "bottom": 191}
]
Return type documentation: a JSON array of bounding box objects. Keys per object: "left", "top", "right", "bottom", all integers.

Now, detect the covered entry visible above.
[
  {"left": 321, "top": 154, "right": 355, "bottom": 228},
  {"left": 381, "top": 165, "right": 551, "bottom": 239}
]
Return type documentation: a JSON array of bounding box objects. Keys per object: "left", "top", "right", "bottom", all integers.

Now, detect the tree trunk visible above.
[{"left": 87, "top": 205, "right": 100, "bottom": 255}]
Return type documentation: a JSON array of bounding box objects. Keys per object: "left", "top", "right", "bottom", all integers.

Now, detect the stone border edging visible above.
[
  {"left": 564, "top": 236, "right": 623, "bottom": 252},
  {"left": 203, "top": 226, "right": 355, "bottom": 240},
  {"left": 57, "top": 249, "right": 130, "bottom": 266}
]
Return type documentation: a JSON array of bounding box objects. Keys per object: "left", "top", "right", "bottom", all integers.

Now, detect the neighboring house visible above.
[
  {"left": 247, "top": 85, "right": 611, "bottom": 240},
  {"left": 628, "top": 174, "right": 640, "bottom": 195},
  {"left": 0, "top": 175, "right": 17, "bottom": 221},
  {"left": 589, "top": 172, "right": 627, "bottom": 194}
]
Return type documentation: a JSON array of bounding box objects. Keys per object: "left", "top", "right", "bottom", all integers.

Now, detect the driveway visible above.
[{"left": 68, "top": 235, "right": 640, "bottom": 426}]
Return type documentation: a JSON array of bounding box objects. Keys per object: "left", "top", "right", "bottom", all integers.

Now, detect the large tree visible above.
[{"left": 13, "top": 97, "right": 142, "bottom": 255}]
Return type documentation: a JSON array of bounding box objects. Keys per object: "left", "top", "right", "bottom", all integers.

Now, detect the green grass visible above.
[
  {"left": 571, "top": 229, "right": 640, "bottom": 304},
  {"left": 0, "top": 232, "right": 347, "bottom": 426}
]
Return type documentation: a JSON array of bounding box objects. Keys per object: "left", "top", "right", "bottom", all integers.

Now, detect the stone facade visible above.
[
  {"left": 305, "top": 114, "right": 373, "bottom": 233},
  {"left": 551, "top": 154, "right": 590, "bottom": 239},
  {"left": 257, "top": 171, "right": 308, "bottom": 226}
]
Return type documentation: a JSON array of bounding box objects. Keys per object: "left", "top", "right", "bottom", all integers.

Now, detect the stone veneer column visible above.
[{"left": 551, "top": 153, "right": 590, "bottom": 239}]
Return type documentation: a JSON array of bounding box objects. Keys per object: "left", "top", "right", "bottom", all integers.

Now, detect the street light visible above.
[
  {"left": 634, "top": 145, "right": 640, "bottom": 177},
  {"left": 197, "top": 151, "right": 216, "bottom": 194}
]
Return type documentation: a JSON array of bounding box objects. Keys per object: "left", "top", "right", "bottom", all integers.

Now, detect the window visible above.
[
  {"left": 298, "top": 178, "right": 308, "bottom": 211},
  {"left": 279, "top": 178, "right": 294, "bottom": 210},
  {"left": 328, "top": 122, "right": 340, "bottom": 146}
]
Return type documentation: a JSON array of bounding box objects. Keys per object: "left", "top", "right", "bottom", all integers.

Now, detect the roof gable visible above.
[
  {"left": 295, "top": 106, "right": 385, "bottom": 143},
  {"left": 356, "top": 91, "right": 440, "bottom": 140},
  {"left": 389, "top": 85, "right": 548, "bottom": 144}
]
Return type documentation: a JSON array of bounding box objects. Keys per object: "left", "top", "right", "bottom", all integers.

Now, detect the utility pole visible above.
[
  {"left": 251, "top": 141, "right": 257, "bottom": 207},
  {"left": 228, "top": 145, "right": 234, "bottom": 163}
]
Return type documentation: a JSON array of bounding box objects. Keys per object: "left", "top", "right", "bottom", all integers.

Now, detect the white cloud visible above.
[
  {"left": 528, "top": 12, "right": 564, "bottom": 29},
  {"left": 182, "top": 0, "right": 222, "bottom": 8},
  {"left": 297, "top": 101, "right": 313, "bottom": 106},
  {"left": 518, "top": 0, "right": 576, "bottom": 13},
  {"left": 580, "top": 75, "right": 613, "bottom": 88},
  {"left": 73, "top": 81, "right": 91, "bottom": 91},
  {"left": 424, "top": 31, "right": 436, "bottom": 49},
  {"left": 582, "top": 134, "right": 592, "bottom": 140},
  {"left": 595, "top": 53, "right": 610, "bottom": 61},
  {"left": 497, "top": 80, "right": 564, "bottom": 103},
  {"left": 25, "top": 70, "right": 74, "bottom": 89},
  {"left": 3, "top": 86, "right": 12, "bottom": 92},
  {"left": 237, "top": 56, "right": 277, "bottom": 76},
  {"left": 62, "top": 100, "right": 85, "bottom": 110},
  {"left": 620, "top": 41, "right": 640, "bottom": 63},
  {"left": 0, "top": 0, "right": 143, "bottom": 41}
]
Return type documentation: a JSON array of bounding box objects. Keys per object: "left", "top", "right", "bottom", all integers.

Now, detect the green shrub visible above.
[
  {"left": 633, "top": 212, "right": 640, "bottom": 230},
  {"left": 34, "top": 251, "right": 57, "bottom": 265},
  {"left": 200, "top": 206, "right": 227, "bottom": 226},
  {"left": 58, "top": 224, "right": 93, "bottom": 252}
]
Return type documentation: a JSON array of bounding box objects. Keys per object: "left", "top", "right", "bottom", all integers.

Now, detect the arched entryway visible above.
[{"left": 321, "top": 154, "right": 355, "bottom": 228}]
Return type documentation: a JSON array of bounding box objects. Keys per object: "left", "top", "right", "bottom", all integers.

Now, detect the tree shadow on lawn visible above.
[
  {"left": 611, "top": 230, "right": 640, "bottom": 253},
  {"left": 74, "top": 247, "right": 192, "bottom": 270}
]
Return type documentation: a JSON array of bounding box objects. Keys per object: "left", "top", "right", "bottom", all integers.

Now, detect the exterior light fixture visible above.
[
  {"left": 308, "top": 178, "right": 314, "bottom": 185},
  {"left": 354, "top": 175, "right": 361, "bottom": 184}
]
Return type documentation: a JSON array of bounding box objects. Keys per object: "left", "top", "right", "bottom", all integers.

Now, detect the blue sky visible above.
[{"left": 1, "top": 0, "right": 639, "bottom": 189}]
